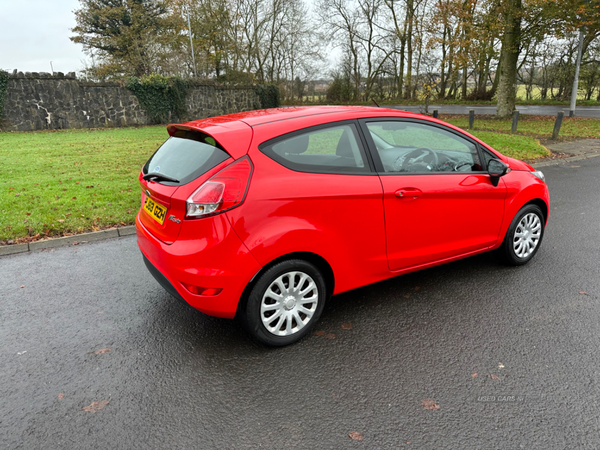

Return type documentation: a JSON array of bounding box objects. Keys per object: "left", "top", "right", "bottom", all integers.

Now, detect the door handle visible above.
[{"left": 395, "top": 188, "right": 423, "bottom": 199}]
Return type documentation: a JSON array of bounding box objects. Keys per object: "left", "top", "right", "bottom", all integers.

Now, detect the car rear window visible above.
[{"left": 143, "top": 130, "right": 230, "bottom": 185}]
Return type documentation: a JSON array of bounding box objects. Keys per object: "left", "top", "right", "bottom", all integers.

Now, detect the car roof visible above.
[
  {"left": 167, "top": 105, "right": 503, "bottom": 160},
  {"left": 178, "top": 105, "right": 422, "bottom": 129}
]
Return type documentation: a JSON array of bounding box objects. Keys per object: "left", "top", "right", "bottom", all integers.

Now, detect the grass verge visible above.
[
  {"left": 0, "top": 115, "right": 584, "bottom": 242},
  {"left": 1, "top": 126, "right": 167, "bottom": 242},
  {"left": 443, "top": 116, "right": 600, "bottom": 139}
]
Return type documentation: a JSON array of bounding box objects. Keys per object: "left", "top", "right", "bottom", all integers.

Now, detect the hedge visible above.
[{"left": 126, "top": 74, "right": 188, "bottom": 124}]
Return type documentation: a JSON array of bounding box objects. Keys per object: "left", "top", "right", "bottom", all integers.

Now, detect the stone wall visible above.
[{"left": 0, "top": 71, "right": 261, "bottom": 132}]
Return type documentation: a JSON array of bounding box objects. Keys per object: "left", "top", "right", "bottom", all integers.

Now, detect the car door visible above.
[
  {"left": 232, "top": 120, "right": 389, "bottom": 296},
  {"left": 359, "top": 119, "right": 506, "bottom": 271}
]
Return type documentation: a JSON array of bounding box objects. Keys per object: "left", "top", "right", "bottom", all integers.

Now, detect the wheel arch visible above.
[
  {"left": 235, "top": 251, "right": 335, "bottom": 318},
  {"left": 523, "top": 198, "right": 548, "bottom": 225}
]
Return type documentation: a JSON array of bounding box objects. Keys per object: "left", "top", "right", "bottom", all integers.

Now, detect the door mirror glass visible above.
[{"left": 488, "top": 159, "right": 508, "bottom": 177}]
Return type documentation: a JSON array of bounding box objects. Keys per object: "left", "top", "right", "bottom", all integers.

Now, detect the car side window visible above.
[
  {"left": 366, "top": 121, "right": 482, "bottom": 173},
  {"left": 260, "top": 123, "right": 369, "bottom": 174}
]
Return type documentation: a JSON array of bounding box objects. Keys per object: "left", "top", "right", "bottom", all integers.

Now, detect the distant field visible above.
[{"left": 297, "top": 84, "right": 600, "bottom": 105}]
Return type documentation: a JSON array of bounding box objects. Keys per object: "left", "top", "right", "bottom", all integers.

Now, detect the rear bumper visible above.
[
  {"left": 136, "top": 211, "right": 261, "bottom": 318},
  {"left": 143, "top": 255, "right": 188, "bottom": 306}
]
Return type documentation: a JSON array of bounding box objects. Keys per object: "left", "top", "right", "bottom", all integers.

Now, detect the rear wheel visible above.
[
  {"left": 240, "top": 260, "right": 327, "bottom": 346},
  {"left": 499, "top": 204, "right": 545, "bottom": 266}
]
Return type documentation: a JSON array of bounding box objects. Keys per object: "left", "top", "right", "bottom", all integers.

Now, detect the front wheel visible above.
[
  {"left": 499, "top": 204, "right": 545, "bottom": 266},
  {"left": 240, "top": 260, "right": 327, "bottom": 346}
]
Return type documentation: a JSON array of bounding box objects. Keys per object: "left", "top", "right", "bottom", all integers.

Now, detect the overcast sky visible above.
[
  {"left": 0, "top": 0, "right": 89, "bottom": 74},
  {"left": 0, "top": 0, "right": 334, "bottom": 76}
]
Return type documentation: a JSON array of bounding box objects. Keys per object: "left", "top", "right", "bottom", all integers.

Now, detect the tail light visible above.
[{"left": 186, "top": 156, "right": 253, "bottom": 218}]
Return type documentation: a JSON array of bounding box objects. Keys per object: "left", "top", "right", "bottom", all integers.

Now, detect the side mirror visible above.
[{"left": 488, "top": 159, "right": 508, "bottom": 186}]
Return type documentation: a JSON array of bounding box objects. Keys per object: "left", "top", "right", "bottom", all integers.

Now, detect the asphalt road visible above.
[
  {"left": 390, "top": 104, "right": 600, "bottom": 118},
  {"left": 2, "top": 157, "right": 600, "bottom": 449}
]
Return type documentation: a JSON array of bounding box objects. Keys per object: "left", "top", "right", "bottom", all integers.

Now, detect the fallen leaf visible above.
[
  {"left": 404, "top": 294, "right": 410, "bottom": 298},
  {"left": 490, "top": 373, "right": 500, "bottom": 380},
  {"left": 58, "top": 393, "right": 64, "bottom": 400},
  {"left": 348, "top": 431, "right": 363, "bottom": 441},
  {"left": 326, "top": 333, "right": 336, "bottom": 339},
  {"left": 58, "top": 219, "right": 64, "bottom": 223},
  {"left": 579, "top": 291, "right": 587, "bottom": 295},
  {"left": 414, "top": 286, "right": 420, "bottom": 291},
  {"left": 422, "top": 399, "right": 440, "bottom": 410},
  {"left": 90, "top": 348, "right": 110, "bottom": 355},
  {"left": 96, "top": 311, "right": 104, "bottom": 314},
  {"left": 498, "top": 363, "right": 504, "bottom": 369},
  {"left": 20, "top": 285, "right": 24, "bottom": 288},
  {"left": 472, "top": 373, "right": 478, "bottom": 378},
  {"left": 314, "top": 330, "right": 325, "bottom": 336},
  {"left": 342, "top": 323, "right": 353, "bottom": 330},
  {"left": 82, "top": 400, "right": 109, "bottom": 413}
]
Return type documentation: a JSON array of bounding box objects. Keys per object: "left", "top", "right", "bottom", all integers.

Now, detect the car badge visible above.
[
  {"left": 145, "top": 189, "right": 152, "bottom": 198},
  {"left": 169, "top": 215, "right": 181, "bottom": 224}
]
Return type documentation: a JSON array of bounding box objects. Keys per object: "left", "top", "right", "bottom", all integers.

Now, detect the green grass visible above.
[
  {"left": 0, "top": 115, "right": 580, "bottom": 242},
  {"left": 465, "top": 131, "right": 549, "bottom": 160},
  {"left": 443, "top": 116, "right": 600, "bottom": 139},
  {"left": 0, "top": 126, "right": 167, "bottom": 242}
]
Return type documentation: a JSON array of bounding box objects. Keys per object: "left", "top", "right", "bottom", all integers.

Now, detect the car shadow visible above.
[{"left": 141, "top": 249, "right": 513, "bottom": 356}]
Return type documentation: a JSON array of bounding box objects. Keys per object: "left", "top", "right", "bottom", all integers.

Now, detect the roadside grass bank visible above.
[
  {"left": 1, "top": 126, "right": 166, "bottom": 242},
  {"left": 442, "top": 115, "right": 600, "bottom": 139},
  {"left": 0, "top": 115, "right": 584, "bottom": 243},
  {"left": 462, "top": 130, "right": 549, "bottom": 160}
]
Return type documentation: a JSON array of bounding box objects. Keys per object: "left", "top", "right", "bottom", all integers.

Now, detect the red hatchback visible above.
[{"left": 136, "top": 106, "right": 549, "bottom": 346}]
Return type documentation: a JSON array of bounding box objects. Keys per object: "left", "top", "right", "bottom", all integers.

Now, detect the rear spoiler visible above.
[{"left": 166, "top": 121, "right": 253, "bottom": 159}]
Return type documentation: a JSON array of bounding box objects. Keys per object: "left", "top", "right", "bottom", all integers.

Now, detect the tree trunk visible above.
[
  {"left": 404, "top": 0, "right": 414, "bottom": 99},
  {"left": 398, "top": 34, "right": 406, "bottom": 98},
  {"left": 496, "top": 0, "right": 522, "bottom": 118},
  {"left": 439, "top": 26, "right": 447, "bottom": 100}
]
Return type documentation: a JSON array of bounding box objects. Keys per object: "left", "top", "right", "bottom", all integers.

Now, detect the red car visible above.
[{"left": 136, "top": 106, "right": 549, "bottom": 346}]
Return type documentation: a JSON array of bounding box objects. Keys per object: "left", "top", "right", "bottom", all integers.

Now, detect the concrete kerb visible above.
[
  {"left": 531, "top": 152, "right": 600, "bottom": 168},
  {"left": 0, "top": 226, "right": 136, "bottom": 258}
]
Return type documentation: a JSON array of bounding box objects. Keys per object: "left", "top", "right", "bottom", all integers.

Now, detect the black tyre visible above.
[
  {"left": 240, "top": 259, "right": 327, "bottom": 347},
  {"left": 498, "top": 204, "right": 545, "bottom": 266}
]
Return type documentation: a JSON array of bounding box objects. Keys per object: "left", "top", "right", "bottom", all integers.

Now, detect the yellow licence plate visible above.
[{"left": 143, "top": 196, "right": 167, "bottom": 225}]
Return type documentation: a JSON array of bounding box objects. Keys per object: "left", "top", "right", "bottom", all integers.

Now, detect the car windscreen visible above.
[{"left": 142, "top": 131, "right": 230, "bottom": 185}]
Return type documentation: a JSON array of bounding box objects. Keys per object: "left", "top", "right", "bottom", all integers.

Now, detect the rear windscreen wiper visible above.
[{"left": 143, "top": 172, "right": 180, "bottom": 183}]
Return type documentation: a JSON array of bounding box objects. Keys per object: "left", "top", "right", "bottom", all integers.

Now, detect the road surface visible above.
[{"left": 2, "top": 157, "right": 600, "bottom": 449}]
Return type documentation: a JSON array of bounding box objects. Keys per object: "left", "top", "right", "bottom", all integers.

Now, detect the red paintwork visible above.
[{"left": 137, "top": 106, "right": 550, "bottom": 318}]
